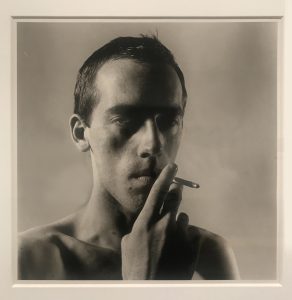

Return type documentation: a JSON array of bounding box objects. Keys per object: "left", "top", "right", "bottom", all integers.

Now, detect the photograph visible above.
[{"left": 16, "top": 20, "right": 278, "bottom": 281}]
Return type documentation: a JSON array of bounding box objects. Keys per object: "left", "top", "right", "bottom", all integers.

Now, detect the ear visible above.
[{"left": 69, "top": 114, "right": 90, "bottom": 152}]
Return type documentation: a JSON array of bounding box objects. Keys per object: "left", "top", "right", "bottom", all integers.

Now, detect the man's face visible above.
[{"left": 85, "top": 58, "right": 184, "bottom": 214}]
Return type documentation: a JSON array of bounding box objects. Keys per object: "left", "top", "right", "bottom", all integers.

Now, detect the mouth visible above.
[
  {"left": 130, "top": 168, "right": 160, "bottom": 189},
  {"left": 135, "top": 175, "right": 156, "bottom": 184}
]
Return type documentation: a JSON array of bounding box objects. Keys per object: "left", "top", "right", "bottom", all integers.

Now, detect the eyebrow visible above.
[{"left": 105, "top": 104, "right": 184, "bottom": 117}]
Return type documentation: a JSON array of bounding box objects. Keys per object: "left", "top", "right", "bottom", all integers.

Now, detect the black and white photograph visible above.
[{"left": 16, "top": 20, "right": 278, "bottom": 281}]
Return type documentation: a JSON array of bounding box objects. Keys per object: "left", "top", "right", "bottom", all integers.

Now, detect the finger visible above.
[
  {"left": 176, "top": 212, "right": 189, "bottom": 233},
  {"left": 156, "top": 212, "right": 172, "bottom": 233},
  {"left": 176, "top": 212, "right": 190, "bottom": 247},
  {"left": 160, "top": 183, "right": 183, "bottom": 220},
  {"left": 138, "top": 163, "right": 178, "bottom": 222}
]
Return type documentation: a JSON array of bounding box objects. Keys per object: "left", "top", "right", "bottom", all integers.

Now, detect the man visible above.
[{"left": 18, "top": 35, "right": 240, "bottom": 280}]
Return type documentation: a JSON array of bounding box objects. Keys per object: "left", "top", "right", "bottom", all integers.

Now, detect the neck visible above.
[{"left": 74, "top": 179, "right": 136, "bottom": 252}]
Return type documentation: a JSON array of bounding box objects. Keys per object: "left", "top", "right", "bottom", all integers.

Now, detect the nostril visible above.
[{"left": 139, "top": 145, "right": 162, "bottom": 158}]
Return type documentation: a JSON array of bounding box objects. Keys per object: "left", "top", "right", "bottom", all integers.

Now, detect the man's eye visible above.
[
  {"left": 112, "top": 117, "right": 131, "bottom": 126},
  {"left": 156, "top": 114, "right": 181, "bottom": 131},
  {"left": 111, "top": 116, "right": 141, "bottom": 129}
]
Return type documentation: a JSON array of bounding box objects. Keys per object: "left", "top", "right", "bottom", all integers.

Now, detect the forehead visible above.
[{"left": 94, "top": 58, "right": 183, "bottom": 112}]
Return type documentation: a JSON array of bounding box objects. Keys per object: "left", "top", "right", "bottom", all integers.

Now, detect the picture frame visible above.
[{"left": 1, "top": 0, "right": 291, "bottom": 299}]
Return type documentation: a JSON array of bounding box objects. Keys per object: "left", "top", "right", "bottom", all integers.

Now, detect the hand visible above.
[
  {"left": 156, "top": 211, "right": 196, "bottom": 280},
  {"left": 121, "top": 164, "right": 196, "bottom": 280}
]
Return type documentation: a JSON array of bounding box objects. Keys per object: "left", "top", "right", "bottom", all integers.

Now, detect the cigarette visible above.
[{"left": 172, "top": 177, "right": 200, "bottom": 188}]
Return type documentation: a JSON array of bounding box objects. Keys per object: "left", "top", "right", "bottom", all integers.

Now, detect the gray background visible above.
[{"left": 17, "top": 21, "right": 277, "bottom": 280}]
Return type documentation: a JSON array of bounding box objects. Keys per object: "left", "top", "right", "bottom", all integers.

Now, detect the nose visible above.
[{"left": 137, "top": 118, "right": 164, "bottom": 158}]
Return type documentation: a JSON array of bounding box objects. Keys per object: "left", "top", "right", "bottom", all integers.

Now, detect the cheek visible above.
[
  {"left": 104, "top": 132, "right": 130, "bottom": 155},
  {"left": 165, "top": 131, "right": 182, "bottom": 157},
  {"left": 92, "top": 128, "right": 132, "bottom": 165}
]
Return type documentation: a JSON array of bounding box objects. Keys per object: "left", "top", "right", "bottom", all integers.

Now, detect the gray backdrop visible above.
[{"left": 17, "top": 21, "right": 277, "bottom": 280}]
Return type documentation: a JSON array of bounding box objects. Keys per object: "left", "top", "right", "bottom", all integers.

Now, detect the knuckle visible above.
[
  {"left": 158, "top": 213, "right": 172, "bottom": 229},
  {"left": 132, "top": 220, "right": 149, "bottom": 235},
  {"left": 121, "top": 235, "right": 129, "bottom": 247}
]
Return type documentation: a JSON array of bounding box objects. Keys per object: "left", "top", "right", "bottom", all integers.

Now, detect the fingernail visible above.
[{"left": 170, "top": 163, "right": 178, "bottom": 172}]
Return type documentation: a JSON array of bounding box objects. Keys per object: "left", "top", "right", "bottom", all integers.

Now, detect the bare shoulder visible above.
[
  {"left": 18, "top": 224, "right": 67, "bottom": 279},
  {"left": 18, "top": 217, "right": 122, "bottom": 280},
  {"left": 188, "top": 225, "right": 240, "bottom": 280}
]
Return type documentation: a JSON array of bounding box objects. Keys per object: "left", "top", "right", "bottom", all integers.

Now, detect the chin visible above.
[{"left": 125, "top": 191, "right": 149, "bottom": 215}]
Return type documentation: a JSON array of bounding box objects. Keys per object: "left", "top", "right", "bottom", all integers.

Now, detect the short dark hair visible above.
[{"left": 74, "top": 35, "right": 187, "bottom": 124}]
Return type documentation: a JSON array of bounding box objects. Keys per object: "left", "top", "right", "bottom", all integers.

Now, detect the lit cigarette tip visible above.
[
  {"left": 173, "top": 177, "right": 200, "bottom": 189},
  {"left": 191, "top": 182, "right": 200, "bottom": 189}
]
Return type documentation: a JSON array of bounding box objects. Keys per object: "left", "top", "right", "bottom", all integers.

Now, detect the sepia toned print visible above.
[{"left": 17, "top": 21, "right": 277, "bottom": 280}]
